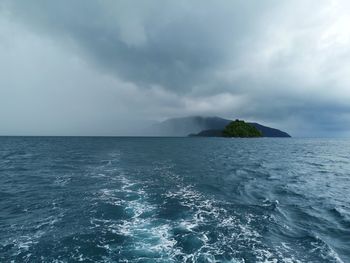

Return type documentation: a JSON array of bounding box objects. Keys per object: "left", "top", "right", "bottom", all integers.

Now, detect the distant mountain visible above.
[
  {"left": 150, "top": 116, "right": 230, "bottom": 136},
  {"left": 248, "top": 122, "right": 291, "bottom": 138},
  {"left": 151, "top": 116, "right": 291, "bottom": 137}
]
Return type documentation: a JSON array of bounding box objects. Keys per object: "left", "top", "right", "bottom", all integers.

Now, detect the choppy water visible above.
[{"left": 0, "top": 137, "right": 349, "bottom": 262}]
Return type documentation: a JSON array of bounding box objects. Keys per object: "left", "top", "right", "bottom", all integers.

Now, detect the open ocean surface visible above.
[{"left": 0, "top": 137, "right": 349, "bottom": 263}]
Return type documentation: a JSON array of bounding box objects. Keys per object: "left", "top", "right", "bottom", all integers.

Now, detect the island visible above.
[
  {"left": 149, "top": 116, "right": 291, "bottom": 137},
  {"left": 189, "top": 119, "right": 263, "bottom": 138},
  {"left": 223, "top": 120, "right": 262, "bottom": 137}
]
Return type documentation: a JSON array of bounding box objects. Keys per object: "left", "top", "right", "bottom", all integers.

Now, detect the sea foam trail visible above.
[
  {"left": 89, "top": 161, "right": 181, "bottom": 262},
  {"left": 89, "top": 156, "right": 303, "bottom": 262}
]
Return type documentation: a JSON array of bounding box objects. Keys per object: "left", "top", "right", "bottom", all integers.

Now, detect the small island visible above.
[
  {"left": 190, "top": 119, "right": 264, "bottom": 138},
  {"left": 222, "top": 119, "right": 262, "bottom": 137}
]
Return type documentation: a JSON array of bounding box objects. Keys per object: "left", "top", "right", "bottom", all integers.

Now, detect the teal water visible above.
[{"left": 0, "top": 137, "right": 349, "bottom": 262}]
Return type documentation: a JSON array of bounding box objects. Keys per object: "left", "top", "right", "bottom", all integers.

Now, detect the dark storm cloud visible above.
[
  {"left": 2, "top": 0, "right": 271, "bottom": 92},
  {"left": 1, "top": 0, "right": 350, "bottom": 136}
]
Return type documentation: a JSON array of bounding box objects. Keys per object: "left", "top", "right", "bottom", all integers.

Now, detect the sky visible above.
[{"left": 1, "top": 0, "right": 350, "bottom": 137}]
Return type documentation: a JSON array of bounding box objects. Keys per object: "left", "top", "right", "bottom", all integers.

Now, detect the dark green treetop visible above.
[{"left": 222, "top": 119, "right": 262, "bottom": 137}]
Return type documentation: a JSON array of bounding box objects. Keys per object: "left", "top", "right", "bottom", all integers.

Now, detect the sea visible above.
[{"left": 0, "top": 137, "right": 349, "bottom": 262}]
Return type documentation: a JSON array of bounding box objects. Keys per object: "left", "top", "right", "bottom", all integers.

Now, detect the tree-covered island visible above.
[
  {"left": 189, "top": 119, "right": 264, "bottom": 137},
  {"left": 222, "top": 119, "right": 262, "bottom": 137}
]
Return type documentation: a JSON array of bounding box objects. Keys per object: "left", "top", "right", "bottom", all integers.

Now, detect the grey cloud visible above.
[
  {"left": 1, "top": 0, "right": 350, "bottom": 136},
  {"left": 2, "top": 0, "right": 273, "bottom": 92}
]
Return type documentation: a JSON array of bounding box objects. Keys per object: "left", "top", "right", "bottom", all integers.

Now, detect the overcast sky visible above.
[{"left": 1, "top": 0, "right": 350, "bottom": 136}]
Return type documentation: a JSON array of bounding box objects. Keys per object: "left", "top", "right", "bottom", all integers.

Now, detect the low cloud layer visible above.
[{"left": 1, "top": 0, "right": 350, "bottom": 136}]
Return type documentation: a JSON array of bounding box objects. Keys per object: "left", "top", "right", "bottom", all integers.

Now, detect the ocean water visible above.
[{"left": 0, "top": 137, "right": 349, "bottom": 263}]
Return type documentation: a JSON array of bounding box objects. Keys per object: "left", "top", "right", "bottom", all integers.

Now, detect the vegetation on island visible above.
[{"left": 222, "top": 119, "right": 262, "bottom": 137}]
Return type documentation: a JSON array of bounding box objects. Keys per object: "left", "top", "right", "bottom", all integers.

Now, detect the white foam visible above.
[{"left": 90, "top": 155, "right": 341, "bottom": 262}]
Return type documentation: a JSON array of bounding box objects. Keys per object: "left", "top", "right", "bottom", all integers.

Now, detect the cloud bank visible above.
[{"left": 1, "top": 0, "right": 350, "bottom": 136}]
